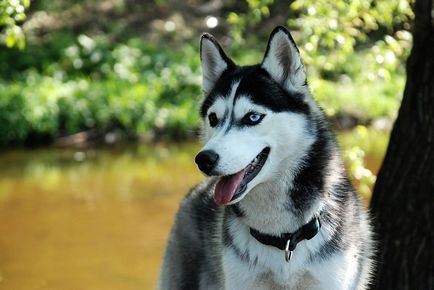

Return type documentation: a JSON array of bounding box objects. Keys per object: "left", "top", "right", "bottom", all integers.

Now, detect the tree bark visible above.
[{"left": 370, "top": 0, "right": 434, "bottom": 289}]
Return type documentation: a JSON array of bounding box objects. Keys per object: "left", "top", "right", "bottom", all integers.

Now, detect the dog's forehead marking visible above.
[
  {"left": 220, "top": 80, "right": 241, "bottom": 130},
  {"left": 205, "top": 80, "right": 241, "bottom": 135},
  {"left": 233, "top": 96, "right": 267, "bottom": 120},
  {"left": 227, "top": 80, "right": 241, "bottom": 109},
  {"left": 207, "top": 80, "right": 240, "bottom": 115}
]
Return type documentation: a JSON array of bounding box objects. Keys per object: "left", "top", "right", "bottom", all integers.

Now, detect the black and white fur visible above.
[{"left": 159, "top": 26, "right": 374, "bottom": 290}]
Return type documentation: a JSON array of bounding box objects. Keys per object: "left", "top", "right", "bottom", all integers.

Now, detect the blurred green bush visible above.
[{"left": 0, "top": 35, "right": 202, "bottom": 145}]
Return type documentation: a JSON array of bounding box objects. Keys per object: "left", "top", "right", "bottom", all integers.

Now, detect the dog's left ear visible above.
[
  {"left": 200, "top": 33, "right": 235, "bottom": 95},
  {"left": 261, "top": 26, "right": 307, "bottom": 90}
]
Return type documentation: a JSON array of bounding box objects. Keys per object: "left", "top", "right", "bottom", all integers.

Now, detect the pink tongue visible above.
[{"left": 214, "top": 168, "right": 247, "bottom": 205}]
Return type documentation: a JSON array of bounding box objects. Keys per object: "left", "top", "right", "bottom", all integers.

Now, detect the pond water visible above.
[{"left": 0, "top": 137, "right": 385, "bottom": 290}]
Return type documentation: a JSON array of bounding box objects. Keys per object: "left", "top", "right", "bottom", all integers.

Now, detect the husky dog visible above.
[{"left": 159, "top": 26, "right": 373, "bottom": 290}]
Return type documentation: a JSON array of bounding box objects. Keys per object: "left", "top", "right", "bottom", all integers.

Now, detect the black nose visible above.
[{"left": 195, "top": 150, "right": 219, "bottom": 174}]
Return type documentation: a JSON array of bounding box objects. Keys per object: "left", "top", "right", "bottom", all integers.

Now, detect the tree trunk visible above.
[{"left": 370, "top": 0, "right": 434, "bottom": 289}]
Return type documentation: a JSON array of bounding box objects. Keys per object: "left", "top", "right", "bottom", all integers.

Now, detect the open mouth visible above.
[{"left": 213, "top": 147, "right": 270, "bottom": 205}]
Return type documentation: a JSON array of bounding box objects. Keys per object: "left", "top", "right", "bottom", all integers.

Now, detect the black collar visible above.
[{"left": 249, "top": 214, "right": 321, "bottom": 262}]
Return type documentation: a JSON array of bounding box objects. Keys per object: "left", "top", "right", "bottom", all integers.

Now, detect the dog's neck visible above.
[
  {"left": 230, "top": 123, "right": 340, "bottom": 236},
  {"left": 231, "top": 176, "right": 319, "bottom": 236}
]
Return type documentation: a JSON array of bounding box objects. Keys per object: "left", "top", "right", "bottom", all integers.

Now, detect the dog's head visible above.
[{"left": 196, "top": 26, "right": 317, "bottom": 205}]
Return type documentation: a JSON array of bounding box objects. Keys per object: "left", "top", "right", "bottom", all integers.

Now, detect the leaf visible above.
[{"left": 5, "top": 33, "right": 16, "bottom": 48}]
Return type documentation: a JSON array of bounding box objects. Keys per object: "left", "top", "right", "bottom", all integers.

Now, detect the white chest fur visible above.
[{"left": 222, "top": 248, "right": 320, "bottom": 290}]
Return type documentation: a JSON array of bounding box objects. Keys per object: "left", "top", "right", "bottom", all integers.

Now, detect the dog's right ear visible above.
[
  {"left": 261, "top": 26, "right": 307, "bottom": 91},
  {"left": 200, "top": 33, "right": 235, "bottom": 95}
]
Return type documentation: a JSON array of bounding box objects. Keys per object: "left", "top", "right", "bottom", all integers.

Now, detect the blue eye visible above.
[
  {"left": 249, "top": 113, "right": 261, "bottom": 122},
  {"left": 242, "top": 112, "right": 265, "bottom": 125}
]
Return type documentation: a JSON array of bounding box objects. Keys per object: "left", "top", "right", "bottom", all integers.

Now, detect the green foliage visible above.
[
  {"left": 0, "top": 82, "right": 29, "bottom": 143},
  {"left": 0, "top": 35, "right": 201, "bottom": 145},
  {"left": 311, "top": 73, "right": 405, "bottom": 119},
  {"left": 344, "top": 145, "right": 376, "bottom": 199},
  {"left": 339, "top": 126, "right": 390, "bottom": 199},
  {"left": 228, "top": 0, "right": 274, "bottom": 45},
  {"left": 0, "top": 0, "right": 30, "bottom": 49},
  {"left": 288, "top": 0, "right": 413, "bottom": 80}
]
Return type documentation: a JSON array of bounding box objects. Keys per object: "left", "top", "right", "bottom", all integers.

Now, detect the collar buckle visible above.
[{"left": 284, "top": 239, "right": 293, "bottom": 262}]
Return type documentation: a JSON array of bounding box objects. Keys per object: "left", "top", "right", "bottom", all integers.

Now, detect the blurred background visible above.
[{"left": 0, "top": 0, "right": 413, "bottom": 289}]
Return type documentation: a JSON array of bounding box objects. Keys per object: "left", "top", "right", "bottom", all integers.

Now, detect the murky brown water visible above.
[
  {"left": 0, "top": 143, "right": 203, "bottom": 290},
  {"left": 0, "top": 135, "right": 385, "bottom": 290}
]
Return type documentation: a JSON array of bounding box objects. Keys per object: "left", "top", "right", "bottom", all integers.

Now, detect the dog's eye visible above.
[
  {"left": 242, "top": 112, "right": 265, "bottom": 125},
  {"left": 208, "top": 112, "right": 218, "bottom": 127}
]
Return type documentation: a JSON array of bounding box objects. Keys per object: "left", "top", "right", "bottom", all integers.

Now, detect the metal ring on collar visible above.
[{"left": 284, "top": 239, "right": 293, "bottom": 262}]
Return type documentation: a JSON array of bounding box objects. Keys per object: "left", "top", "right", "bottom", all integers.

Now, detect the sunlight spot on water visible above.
[{"left": 74, "top": 151, "right": 86, "bottom": 162}]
